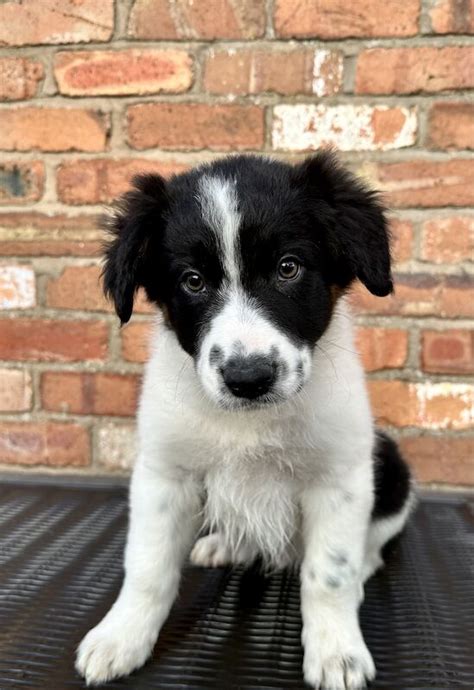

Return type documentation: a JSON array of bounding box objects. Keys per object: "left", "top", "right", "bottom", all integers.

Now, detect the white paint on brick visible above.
[
  {"left": 415, "top": 382, "right": 474, "bottom": 430},
  {"left": 0, "top": 265, "right": 35, "bottom": 309},
  {"left": 98, "top": 423, "right": 136, "bottom": 471},
  {"left": 272, "top": 104, "right": 417, "bottom": 152},
  {"left": 312, "top": 50, "right": 342, "bottom": 96},
  {"left": 0, "top": 369, "right": 32, "bottom": 412}
]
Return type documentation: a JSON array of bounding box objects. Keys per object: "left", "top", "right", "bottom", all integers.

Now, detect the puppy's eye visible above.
[
  {"left": 278, "top": 256, "right": 301, "bottom": 281},
  {"left": 183, "top": 272, "right": 205, "bottom": 293}
]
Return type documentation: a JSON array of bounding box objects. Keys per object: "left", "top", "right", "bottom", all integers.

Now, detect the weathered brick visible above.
[
  {"left": 399, "top": 436, "right": 474, "bottom": 485},
  {"left": 428, "top": 0, "right": 474, "bottom": 34},
  {"left": 355, "top": 46, "right": 474, "bottom": 94},
  {"left": 97, "top": 422, "right": 135, "bottom": 470},
  {"left": 359, "top": 159, "right": 474, "bottom": 207},
  {"left": 427, "top": 103, "right": 474, "bottom": 150},
  {"left": 369, "top": 380, "right": 473, "bottom": 430},
  {"left": 54, "top": 49, "right": 193, "bottom": 96},
  {"left": 46, "top": 265, "right": 154, "bottom": 314},
  {"left": 128, "top": 103, "right": 264, "bottom": 151},
  {"left": 0, "top": 265, "right": 35, "bottom": 309},
  {"left": 128, "top": 0, "right": 265, "bottom": 40},
  {"left": 351, "top": 274, "right": 474, "bottom": 318},
  {"left": 274, "top": 0, "right": 419, "bottom": 38},
  {"left": 0, "top": 57, "right": 43, "bottom": 101},
  {"left": 356, "top": 327, "right": 408, "bottom": 372},
  {"left": 0, "top": 0, "right": 113, "bottom": 46},
  {"left": 0, "top": 212, "right": 101, "bottom": 257},
  {"left": 121, "top": 322, "right": 152, "bottom": 363},
  {"left": 0, "top": 422, "right": 90, "bottom": 467},
  {"left": 422, "top": 330, "right": 474, "bottom": 374},
  {"left": 41, "top": 372, "right": 140, "bottom": 416},
  {"left": 272, "top": 104, "right": 417, "bottom": 152},
  {"left": 0, "top": 108, "right": 109, "bottom": 152},
  {"left": 0, "top": 161, "right": 44, "bottom": 205},
  {"left": 0, "top": 318, "right": 108, "bottom": 361},
  {"left": 391, "top": 219, "right": 414, "bottom": 264},
  {"left": 204, "top": 47, "right": 342, "bottom": 96},
  {"left": 421, "top": 216, "right": 473, "bottom": 263},
  {"left": 57, "top": 159, "right": 188, "bottom": 205},
  {"left": 0, "top": 369, "right": 32, "bottom": 412}
]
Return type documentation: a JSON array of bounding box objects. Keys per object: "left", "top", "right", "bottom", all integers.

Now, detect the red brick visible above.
[
  {"left": 391, "top": 219, "right": 413, "bottom": 264},
  {"left": 0, "top": 108, "right": 109, "bottom": 152},
  {"left": 429, "top": 0, "right": 474, "bottom": 34},
  {"left": 274, "top": 0, "right": 419, "bottom": 38},
  {"left": 46, "top": 265, "right": 154, "bottom": 314},
  {"left": 368, "top": 380, "right": 473, "bottom": 430},
  {"left": 57, "top": 159, "right": 188, "bottom": 205},
  {"left": 0, "top": 57, "right": 43, "bottom": 101},
  {"left": 0, "top": 369, "right": 32, "bottom": 411},
  {"left": 54, "top": 49, "right": 193, "bottom": 96},
  {"left": 273, "top": 104, "right": 417, "bottom": 152},
  {"left": 427, "top": 103, "right": 474, "bottom": 150},
  {"left": 0, "top": 161, "right": 44, "bottom": 205},
  {"left": 399, "top": 436, "right": 474, "bottom": 485},
  {"left": 421, "top": 216, "right": 473, "bottom": 263},
  {"left": 361, "top": 159, "right": 474, "bottom": 207},
  {"left": 351, "top": 274, "right": 473, "bottom": 318},
  {"left": 0, "top": 422, "right": 90, "bottom": 467},
  {"left": 41, "top": 372, "right": 140, "bottom": 416},
  {"left": 128, "top": 0, "right": 265, "bottom": 39},
  {"left": 0, "top": 318, "right": 108, "bottom": 361},
  {"left": 204, "top": 47, "right": 342, "bottom": 96},
  {"left": 0, "top": 0, "right": 113, "bottom": 46},
  {"left": 0, "top": 212, "right": 101, "bottom": 257},
  {"left": 422, "top": 330, "right": 474, "bottom": 374},
  {"left": 0, "top": 265, "right": 35, "bottom": 309},
  {"left": 356, "top": 327, "right": 408, "bottom": 372},
  {"left": 121, "top": 322, "right": 152, "bottom": 363},
  {"left": 97, "top": 423, "right": 135, "bottom": 470},
  {"left": 127, "top": 103, "right": 264, "bottom": 151},
  {"left": 355, "top": 46, "right": 474, "bottom": 94}
]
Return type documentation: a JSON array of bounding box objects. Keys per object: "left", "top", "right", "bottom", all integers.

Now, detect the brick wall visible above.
[{"left": 0, "top": 0, "right": 472, "bottom": 485}]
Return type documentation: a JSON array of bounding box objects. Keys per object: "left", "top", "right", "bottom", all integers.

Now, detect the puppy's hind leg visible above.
[
  {"left": 190, "top": 533, "right": 257, "bottom": 568},
  {"left": 362, "top": 432, "right": 415, "bottom": 583}
]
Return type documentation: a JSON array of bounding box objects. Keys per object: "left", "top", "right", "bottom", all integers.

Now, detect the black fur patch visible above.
[{"left": 372, "top": 432, "right": 411, "bottom": 519}]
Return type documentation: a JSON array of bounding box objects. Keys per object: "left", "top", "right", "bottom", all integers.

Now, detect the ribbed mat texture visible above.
[{"left": 0, "top": 482, "right": 472, "bottom": 689}]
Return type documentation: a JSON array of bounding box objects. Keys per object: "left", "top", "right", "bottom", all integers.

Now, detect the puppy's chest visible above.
[{"left": 203, "top": 460, "right": 301, "bottom": 568}]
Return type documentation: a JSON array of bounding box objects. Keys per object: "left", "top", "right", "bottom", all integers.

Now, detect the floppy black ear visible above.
[
  {"left": 102, "top": 173, "right": 168, "bottom": 324},
  {"left": 294, "top": 152, "right": 393, "bottom": 297}
]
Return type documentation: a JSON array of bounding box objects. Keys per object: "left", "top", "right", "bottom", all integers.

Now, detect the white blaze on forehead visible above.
[{"left": 198, "top": 175, "right": 241, "bottom": 283}]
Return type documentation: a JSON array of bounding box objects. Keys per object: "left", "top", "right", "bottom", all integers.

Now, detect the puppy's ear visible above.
[
  {"left": 294, "top": 152, "right": 393, "bottom": 296},
  {"left": 102, "top": 173, "right": 168, "bottom": 324}
]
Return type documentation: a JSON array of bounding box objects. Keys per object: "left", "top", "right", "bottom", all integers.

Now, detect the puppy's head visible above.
[{"left": 103, "top": 153, "right": 392, "bottom": 410}]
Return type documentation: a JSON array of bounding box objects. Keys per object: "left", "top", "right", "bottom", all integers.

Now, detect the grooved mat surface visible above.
[{"left": 0, "top": 482, "right": 473, "bottom": 690}]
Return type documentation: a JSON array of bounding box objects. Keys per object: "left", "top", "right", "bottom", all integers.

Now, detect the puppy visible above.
[{"left": 76, "top": 152, "right": 414, "bottom": 689}]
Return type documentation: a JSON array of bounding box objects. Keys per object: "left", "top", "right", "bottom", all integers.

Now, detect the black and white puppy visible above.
[{"left": 76, "top": 153, "right": 414, "bottom": 689}]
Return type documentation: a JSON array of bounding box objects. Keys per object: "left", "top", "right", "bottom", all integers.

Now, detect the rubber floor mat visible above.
[{"left": 0, "top": 481, "right": 472, "bottom": 690}]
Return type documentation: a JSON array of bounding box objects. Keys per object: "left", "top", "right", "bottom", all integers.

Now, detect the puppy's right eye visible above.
[{"left": 182, "top": 272, "right": 205, "bottom": 293}]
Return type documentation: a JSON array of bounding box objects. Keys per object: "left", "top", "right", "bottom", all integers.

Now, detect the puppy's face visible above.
[{"left": 103, "top": 154, "right": 392, "bottom": 410}]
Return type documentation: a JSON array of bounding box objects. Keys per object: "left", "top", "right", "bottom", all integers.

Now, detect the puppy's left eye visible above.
[{"left": 278, "top": 256, "right": 301, "bottom": 281}]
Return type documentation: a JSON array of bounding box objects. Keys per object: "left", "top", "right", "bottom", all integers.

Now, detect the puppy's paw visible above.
[
  {"left": 303, "top": 635, "right": 375, "bottom": 690},
  {"left": 76, "top": 614, "right": 156, "bottom": 685},
  {"left": 190, "top": 532, "right": 232, "bottom": 568}
]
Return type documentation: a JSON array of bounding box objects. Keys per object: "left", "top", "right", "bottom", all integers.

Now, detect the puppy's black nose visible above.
[{"left": 222, "top": 356, "right": 275, "bottom": 399}]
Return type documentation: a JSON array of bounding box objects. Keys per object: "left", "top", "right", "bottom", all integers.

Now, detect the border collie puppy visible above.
[{"left": 76, "top": 152, "right": 414, "bottom": 689}]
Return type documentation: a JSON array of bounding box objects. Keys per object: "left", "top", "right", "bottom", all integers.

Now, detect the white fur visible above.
[{"left": 77, "top": 296, "right": 412, "bottom": 689}]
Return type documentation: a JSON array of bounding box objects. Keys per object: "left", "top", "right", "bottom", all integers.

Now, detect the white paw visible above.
[
  {"left": 303, "top": 633, "right": 375, "bottom": 690},
  {"left": 190, "top": 533, "right": 232, "bottom": 567},
  {"left": 76, "top": 613, "right": 156, "bottom": 685}
]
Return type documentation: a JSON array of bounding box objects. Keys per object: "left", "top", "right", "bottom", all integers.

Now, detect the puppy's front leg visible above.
[
  {"left": 76, "top": 459, "right": 201, "bottom": 686},
  {"left": 300, "top": 465, "right": 375, "bottom": 690}
]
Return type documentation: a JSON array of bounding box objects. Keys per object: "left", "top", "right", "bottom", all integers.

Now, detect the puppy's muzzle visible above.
[{"left": 221, "top": 355, "right": 275, "bottom": 400}]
